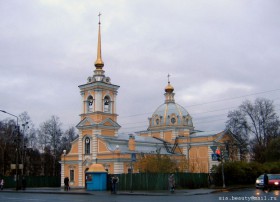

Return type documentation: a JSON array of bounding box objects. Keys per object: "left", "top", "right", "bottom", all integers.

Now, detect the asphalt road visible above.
[{"left": 0, "top": 188, "right": 279, "bottom": 202}]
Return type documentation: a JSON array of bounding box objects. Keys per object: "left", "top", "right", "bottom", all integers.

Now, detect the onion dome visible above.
[
  {"left": 165, "top": 81, "right": 174, "bottom": 93},
  {"left": 147, "top": 78, "right": 194, "bottom": 131}
]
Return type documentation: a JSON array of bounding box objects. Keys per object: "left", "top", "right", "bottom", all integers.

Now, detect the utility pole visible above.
[{"left": 221, "top": 150, "right": 226, "bottom": 188}]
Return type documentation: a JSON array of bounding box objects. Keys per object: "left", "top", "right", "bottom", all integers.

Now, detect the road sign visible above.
[
  {"left": 212, "top": 154, "right": 219, "bottom": 161},
  {"left": 210, "top": 146, "right": 217, "bottom": 153}
]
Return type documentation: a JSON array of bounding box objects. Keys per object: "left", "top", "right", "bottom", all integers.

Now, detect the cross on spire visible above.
[
  {"left": 98, "top": 12, "right": 102, "bottom": 25},
  {"left": 167, "top": 74, "right": 171, "bottom": 83}
]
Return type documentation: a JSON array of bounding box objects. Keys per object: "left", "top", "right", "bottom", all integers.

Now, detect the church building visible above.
[{"left": 60, "top": 18, "right": 240, "bottom": 188}]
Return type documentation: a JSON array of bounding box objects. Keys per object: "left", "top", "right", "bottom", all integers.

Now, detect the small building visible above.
[{"left": 86, "top": 164, "right": 107, "bottom": 191}]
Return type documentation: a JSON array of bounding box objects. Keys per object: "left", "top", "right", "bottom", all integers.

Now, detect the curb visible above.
[
  {"left": 0, "top": 190, "right": 93, "bottom": 195},
  {"left": 0, "top": 186, "right": 253, "bottom": 196}
]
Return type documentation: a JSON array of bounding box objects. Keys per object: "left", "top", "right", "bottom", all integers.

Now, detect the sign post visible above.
[{"left": 130, "top": 153, "right": 136, "bottom": 192}]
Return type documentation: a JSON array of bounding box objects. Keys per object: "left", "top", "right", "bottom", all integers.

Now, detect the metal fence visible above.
[
  {"left": 1, "top": 173, "right": 208, "bottom": 190},
  {"left": 1, "top": 176, "right": 60, "bottom": 189},
  {"left": 115, "top": 172, "right": 208, "bottom": 191}
]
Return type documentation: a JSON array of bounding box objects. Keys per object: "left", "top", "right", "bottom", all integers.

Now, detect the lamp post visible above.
[
  {"left": 0, "top": 110, "right": 20, "bottom": 190},
  {"left": 21, "top": 122, "right": 28, "bottom": 177},
  {"left": 63, "top": 150, "right": 66, "bottom": 178}
]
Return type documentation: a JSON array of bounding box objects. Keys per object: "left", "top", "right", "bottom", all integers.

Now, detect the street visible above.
[{"left": 0, "top": 188, "right": 279, "bottom": 202}]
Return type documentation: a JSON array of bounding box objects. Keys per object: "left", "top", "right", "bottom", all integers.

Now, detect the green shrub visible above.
[{"left": 211, "top": 161, "right": 280, "bottom": 186}]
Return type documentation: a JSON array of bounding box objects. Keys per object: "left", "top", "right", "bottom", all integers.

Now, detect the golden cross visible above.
[
  {"left": 98, "top": 12, "right": 102, "bottom": 25},
  {"left": 167, "top": 74, "right": 171, "bottom": 83}
]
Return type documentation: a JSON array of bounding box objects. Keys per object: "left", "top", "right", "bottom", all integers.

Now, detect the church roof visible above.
[
  {"left": 97, "top": 133, "right": 179, "bottom": 155},
  {"left": 191, "top": 130, "right": 222, "bottom": 137}
]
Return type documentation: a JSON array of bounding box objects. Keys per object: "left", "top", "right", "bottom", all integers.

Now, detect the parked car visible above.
[
  {"left": 269, "top": 174, "right": 280, "bottom": 189},
  {"left": 256, "top": 174, "right": 280, "bottom": 189}
]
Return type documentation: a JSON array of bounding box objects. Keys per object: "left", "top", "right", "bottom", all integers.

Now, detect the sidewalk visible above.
[{"left": 0, "top": 186, "right": 251, "bottom": 196}]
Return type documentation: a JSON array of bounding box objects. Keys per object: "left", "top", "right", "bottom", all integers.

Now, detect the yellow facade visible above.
[{"left": 60, "top": 19, "right": 240, "bottom": 188}]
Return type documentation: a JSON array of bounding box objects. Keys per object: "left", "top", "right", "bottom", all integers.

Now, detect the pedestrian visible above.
[
  {"left": 0, "top": 178, "right": 4, "bottom": 190},
  {"left": 263, "top": 173, "right": 269, "bottom": 191},
  {"left": 111, "top": 175, "right": 119, "bottom": 194},
  {"left": 22, "top": 177, "right": 26, "bottom": 190},
  {"left": 64, "top": 176, "right": 69, "bottom": 191},
  {"left": 168, "top": 174, "right": 175, "bottom": 193}
]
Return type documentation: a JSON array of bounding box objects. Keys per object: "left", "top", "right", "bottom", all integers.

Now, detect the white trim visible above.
[{"left": 114, "top": 162, "right": 124, "bottom": 174}]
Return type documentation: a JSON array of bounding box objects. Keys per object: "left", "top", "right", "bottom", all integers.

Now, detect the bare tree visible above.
[
  {"left": 226, "top": 98, "right": 280, "bottom": 162},
  {"left": 38, "top": 115, "right": 63, "bottom": 176},
  {"left": 18, "top": 112, "right": 36, "bottom": 148},
  {"left": 60, "top": 126, "right": 78, "bottom": 153},
  {"left": 0, "top": 119, "right": 18, "bottom": 175},
  {"left": 226, "top": 110, "right": 249, "bottom": 160}
]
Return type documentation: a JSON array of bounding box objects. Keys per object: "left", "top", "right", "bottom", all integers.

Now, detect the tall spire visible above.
[{"left": 95, "top": 12, "right": 104, "bottom": 69}]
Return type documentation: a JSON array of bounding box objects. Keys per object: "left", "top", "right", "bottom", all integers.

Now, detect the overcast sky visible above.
[{"left": 1, "top": 0, "right": 280, "bottom": 134}]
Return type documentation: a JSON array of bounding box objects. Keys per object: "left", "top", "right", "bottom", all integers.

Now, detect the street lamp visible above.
[
  {"left": 0, "top": 110, "right": 20, "bottom": 190},
  {"left": 63, "top": 150, "right": 66, "bottom": 162},
  {"left": 21, "top": 122, "right": 28, "bottom": 177},
  {"left": 63, "top": 150, "right": 66, "bottom": 178},
  {"left": 0, "top": 110, "right": 18, "bottom": 125}
]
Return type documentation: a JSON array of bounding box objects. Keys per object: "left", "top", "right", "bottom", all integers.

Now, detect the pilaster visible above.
[
  {"left": 61, "top": 164, "right": 65, "bottom": 187},
  {"left": 78, "top": 163, "right": 83, "bottom": 187},
  {"left": 95, "top": 90, "right": 102, "bottom": 111}
]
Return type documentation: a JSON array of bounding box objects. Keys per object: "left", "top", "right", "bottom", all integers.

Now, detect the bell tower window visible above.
[
  {"left": 104, "top": 96, "right": 111, "bottom": 113},
  {"left": 85, "top": 137, "right": 90, "bottom": 154},
  {"left": 87, "top": 96, "right": 93, "bottom": 112}
]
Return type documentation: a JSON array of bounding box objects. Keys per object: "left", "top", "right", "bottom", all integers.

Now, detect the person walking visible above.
[
  {"left": 111, "top": 175, "right": 119, "bottom": 194},
  {"left": 263, "top": 173, "right": 269, "bottom": 191},
  {"left": 0, "top": 178, "right": 4, "bottom": 190},
  {"left": 168, "top": 174, "right": 175, "bottom": 193},
  {"left": 64, "top": 176, "right": 69, "bottom": 191}
]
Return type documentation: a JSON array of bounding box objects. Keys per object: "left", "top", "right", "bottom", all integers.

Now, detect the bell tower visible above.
[{"left": 77, "top": 13, "right": 121, "bottom": 137}]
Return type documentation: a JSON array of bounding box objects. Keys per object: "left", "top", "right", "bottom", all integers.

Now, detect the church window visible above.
[
  {"left": 70, "top": 169, "right": 74, "bottom": 182},
  {"left": 104, "top": 96, "right": 111, "bottom": 113},
  {"left": 156, "top": 119, "right": 160, "bottom": 125},
  {"left": 87, "top": 96, "right": 93, "bottom": 112},
  {"left": 171, "top": 117, "right": 176, "bottom": 124},
  {"left": 85, "top": 137, "right": 90, "bottom": 154}
]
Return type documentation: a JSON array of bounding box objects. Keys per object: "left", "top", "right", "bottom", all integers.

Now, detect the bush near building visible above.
[{"left": 211, "top": 161, "right": 280, "bottom": 186}]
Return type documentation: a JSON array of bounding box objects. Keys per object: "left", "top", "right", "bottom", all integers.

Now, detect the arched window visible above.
[
  {"left": 85, "top": 137, "right": 90, "bottom": 154},
  {"left": 87, "top": 96, "right": 93, "bottom": 112},
  {"left": 104, "top": 96, "right": 111, "bottom": 113},
  {"left": 156, "top": 118, "right": 160, "bottom": 125}
]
